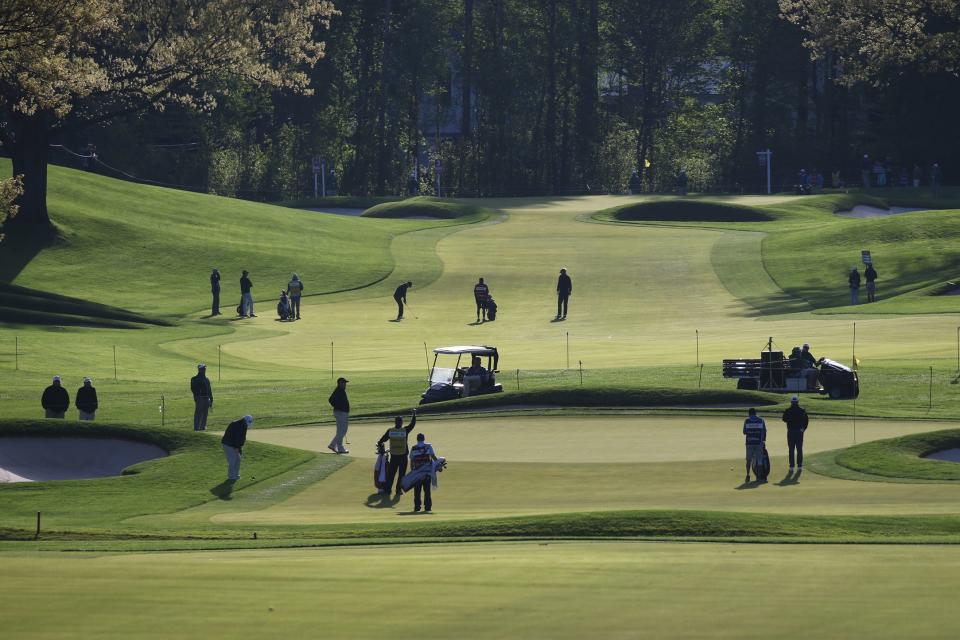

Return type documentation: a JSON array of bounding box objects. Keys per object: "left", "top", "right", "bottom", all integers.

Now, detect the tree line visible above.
[{"left": 2, "top": 0, "right": 958, "bottom": 231}]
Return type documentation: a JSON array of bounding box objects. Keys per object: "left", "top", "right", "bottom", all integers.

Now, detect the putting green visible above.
[
  {"left": 3, "top": 542, "right": 960, "bottom": 638},
  {"left": 203, "top": 416, "right": 960, "bottom": 525}
]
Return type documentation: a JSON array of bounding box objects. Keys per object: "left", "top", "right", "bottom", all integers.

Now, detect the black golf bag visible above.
[
  {"left": 486, "top": 298, "right": 498, "bottom": 321},
  {"left": 752, "top": 446, "right": 771, "bottom": 481}
]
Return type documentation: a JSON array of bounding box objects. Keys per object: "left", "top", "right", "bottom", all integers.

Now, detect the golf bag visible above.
[
  {"left": 236, "top": 300, "right": 244, "bottom": 316},
  {"left": 373, "top": 443, "right": 389, "bottom": 491},
  {"left": 277, "top": 293, "right": 292, "bottom": 321},
  {"left": 486, "top": 298, "right": 498, "bottom": 321},
  {"left": 400, "top": 457, "right": 447, "bottom": 492},
  {"left": 752, "top": 446, "right": 771, "bottom": 481}
]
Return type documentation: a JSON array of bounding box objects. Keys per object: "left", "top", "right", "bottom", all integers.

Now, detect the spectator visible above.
[
  {"left": 190, "top": 363, "right": 213, "bottom": 431},
  {"left": 407, "top": 173, "right": 419, "bottom": 196},
  {"left": 912, "top": 164, "right": 923, "bottom": 188},
  {"left": 865, "top": 263, "right": 878, "bottom": 303},
  {"left": 898, "top": 167, "right": 909, "bottom": 187},
  {"left": 676, "top": 168, "right": 688, "bottom": 196},
  {"left": 41, "top": 376, "right": 69, "bottom": 419},
  {"left": 328, "top": 377, "right": 350, "bottom": 454},
  {"left": 811, "top": 168, "right": 824, "bottom": 191},
  {"left": 931, "top": 162, "right": 942, "bottom": 196},
  {"left": 221, "top": 415, "right": 253, "bottom": 481},
  {"left": 848, "top": 267, "right": 861, "bottom": 305},
  {"left": 286, "top": 273, "right": 304, "bottom": 321},
  {"left": 240, "top": 270, "right": 255, "bottom": 318},
  {"left": 210, "top": 268, "right": 221, "bottom": 316},
  {"left": 556, "top": 268, "right": 572, "bottom": 320},
  {"left": 629, "top": 170, "right": 641, "bottom": 195},
  {"left": 861, "top": 154, "right": 871, "bottom": 188},
  {"left": 76, "top": 377, "right": 98, "bottom": 420},
  {"left": 872, "top": 160, "right": 886, "bottom": 187}
]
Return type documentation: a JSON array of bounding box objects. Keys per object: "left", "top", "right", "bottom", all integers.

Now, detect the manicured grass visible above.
[
  {"left": 834, "top": 429, "right": 960, "bottom": 481},
  {"left": 4, "top": 542, "right": 960, "bottom": 638},
  {"left": 362, "top": 196, "right": 493, "bottom": 219},
  {"left": 279, "top": 195, "right": 402, "bottom": 209}
]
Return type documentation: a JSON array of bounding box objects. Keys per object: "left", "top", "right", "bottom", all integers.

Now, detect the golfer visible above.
[
  {"left": 393, "top": 281, "right": 412, "bottom": 320},
  {"left": 377, "top": 410, "right": 417, "bottom": 497},
  {"left": 409, "top": 432, "right": 438, "bottom": 513},
  {"left": 865, "top": 264, "right": 878, "bottom": 303},
  {"left": 742, "top": 408, "right": 767, "bottom": 483},
  {"left": 41, "top": 376, "right": 69, "bottom": 419},
  {"left": 328, "top": 377, "right": 350, "bottom": 454},
  {"left": 222, "top": 415, "right": 253, "bottom": 481},
  {"left": 210, "top": 268, "right": 221, "bottom": 316},
  {"left": 190, "top": 363, "right": 213, "bottom": 431},
  {"left": 781, "top": 396, "right": 809, "bottom": 470},
  {"left": 75, "top": 377, "right": 98, "bottom": 420},
  {"left": 240, "top": 270, "right": 255, "bottom": 317},
  {"left": 286, "top": 273, "right": 304, "bottom": 320},
  {"left": 848, "top": 267, "right": 861, "bottom": 305},
  {"left": 474, "top": 277, "right": 489, "bottom": 322},
  {"left": 556, "top": 268, "right": 572, "bottom": 319}
]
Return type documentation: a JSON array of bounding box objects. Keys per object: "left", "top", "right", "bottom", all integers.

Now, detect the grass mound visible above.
[
  {"left": 603, "top": 200, "right": 774, "bottom": 223},
  {"left": 834, "top": 429, "right": 960, "bottom": 481},
  {"left": 362, "top": 197, "right": 491, "bottom": 219},
  {"left": 375, "top": 387, "right": 780, "bottom": 416},
  {"left": 0, "top": 283, "right": 167, "bottom": 328},
  {"left": 0, "top": 419, "right": 318, "bottom": 533},
  {"left": 280, "top": 195, "right": 401, "bottom": 210}
]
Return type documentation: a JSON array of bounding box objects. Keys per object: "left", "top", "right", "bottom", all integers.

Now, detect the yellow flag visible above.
[
  {"left": 853, "top": 356, "right": 861, "bottom": 370},
  {"left": 644, "top": 159, "right": 651, "bottom": 168}
]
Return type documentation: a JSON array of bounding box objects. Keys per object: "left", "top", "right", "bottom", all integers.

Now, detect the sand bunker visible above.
[
  {"left": 0, "top": 437, "right": 168, "bottom": 483},
  {"left": 835, "top": 205, "right": 924, "bottom": 218},
  {"left": 924, "top": 448, "right": 960, "bottom": 463}
]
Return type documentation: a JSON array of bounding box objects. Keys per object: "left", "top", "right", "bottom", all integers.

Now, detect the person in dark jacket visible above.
[
  {"left": 781, "top": 396, "right": 809, "bottom": 470},
  {"left": 377, "top": 410, "right": 417, "bottom": 497},
  {"left": 221, "top": 415, "right": 253, "bottom": 481},
  {"left": 240, "top": 270, "right": 255, "bottom": 317},
  {"left": 742, "top": 408, "right": 767, "bottom": 483},
  {"left": 865, "top": 264, "right": 878, "bottom": 302},
  {"left": 328, "top": 377, "right": 351, "bottom": 454},
  {"left": 409, "top": 432, "right": 438, "bottom": 512},
  {"left": 210, "top": 268, "right": 221, "bottom": 316},
  {"left": 190, "top": 364, "right": 213, "bottom": 431},
  {"left": 556, "top": 268, "right": 572, "bottom": 319},
  {"left": 41, "top": 376, "right": 69, "bottom": 419},
  {"left": 393, "top": 281, "right": 412, "bottom": 320},
  {"left": 76, "top": 377, "right": 98, "bottom": 420},
  {"left": 848, "top": 267, "right": 861, "bottom": 305},
  {"left": 474, "top": 278, "right": 490, "bottom": 322}
]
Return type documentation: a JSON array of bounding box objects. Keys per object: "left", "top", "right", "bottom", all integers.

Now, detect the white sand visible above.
[
  {"left": 0, "top": 437, "right": 167, "bottom": 483},
  {"left": 835, "top": 205, "right": 924, "bottom": 218}
]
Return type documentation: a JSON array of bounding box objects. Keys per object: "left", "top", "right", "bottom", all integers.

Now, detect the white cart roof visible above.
[{"left": 433, "top": 345, "right": 498, "bottom": 356}]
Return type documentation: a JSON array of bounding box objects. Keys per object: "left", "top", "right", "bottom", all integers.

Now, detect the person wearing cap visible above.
[
  {"left": 848, "top": 267, "right": 861, "bottom": 305},
  {"left": 210, "top": 268, "right": 221, "bottom": 316},
  {"left": 409, "top": 432, "right": 438, "bottom": 512},
  {"left": 556, "top": 268, "right": 572, "bottom": 320},
  {"left": 221, "top": 415, "right": 253, "bottom": 481},
  {"left": 190, "top": 364, "right": 213, "bottom": 431},
  {"left": 742, "top": 408, "right": 767, "bottom": 483},
  {"left": 377, "top": 410, "right": 417, "bottom": 496},
  {"left": 799, "top": 343, "right": 819, "bottom": 390},
  {"left": 240, "top": 270, "right": 255, "bottom": 318},
  {"left": 41, "top": 376, "right": 69, "bottom": 419},
  {"left": 473, "top": 277, "right": 490, "bottom": 322},
  {"left": 328, "top": 377, "right": 351, "bottom": 454},
  {"left": 393, "top": 281, "right": 412, "bottom": 320},
  {"left": 286, "top": 273, "right": 304, "bottom": 320},
  {"left": 781, "top": 397, "right": 809, "bottom": 470},
  {"left": 76, "top": 377, "right": 98, "bottom": 420}
]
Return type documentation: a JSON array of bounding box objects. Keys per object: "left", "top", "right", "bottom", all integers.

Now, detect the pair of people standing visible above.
[
  {"left": 848, "top": 265, "right": 878, "bottom": 305},
  {"left": 41, "top": 376, "right": 98, "bottom": 420},
  {"left": 377, "top": 410, "right": 439, "bottom": 512},
  {"left": 742, "top": 397, "right": 809, "bottom": 483}
]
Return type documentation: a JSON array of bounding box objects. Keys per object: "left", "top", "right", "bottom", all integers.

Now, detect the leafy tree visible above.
[{"left": 0, "top": 0, "right": 336, "bottom": 230}]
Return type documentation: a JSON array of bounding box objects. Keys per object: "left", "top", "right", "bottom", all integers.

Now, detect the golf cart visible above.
[
  {"left": 420, "top": 345, "right": 503, "bottom": 405},
  {"left": 722, "top": 339, "right": 859, "bottom": 399}
]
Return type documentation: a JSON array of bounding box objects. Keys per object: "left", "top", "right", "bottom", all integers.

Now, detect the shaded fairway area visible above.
[{"left": 4, "top": 542, "right": 960, "bottom": 639}]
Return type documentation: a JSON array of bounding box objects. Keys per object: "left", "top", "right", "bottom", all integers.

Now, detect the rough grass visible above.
[
  {"left": 362, "top": 196, "right": 493, "bottom": 219},
  {"left": 834, "top": 428, "right": 960, "bottom": 481}
]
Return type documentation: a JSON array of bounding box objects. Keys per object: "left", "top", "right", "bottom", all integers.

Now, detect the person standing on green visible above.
[
  {"left": 378, "top": 410, "right": 417, "bottom": 497},
  {"left": 286, "top": 273, "right": 304, "bottom": 320},
  {"left": 210, "top": 268, "right": 221, "bottom": 316},
  {"left": 190, "top": 363, "right": 213, "bottom": 431},
  {"left": 328, "top": 377, "right": 350, "bottom": 454},
  {"left": 393, "top": 281, "right": 412, "bottom": 320}
]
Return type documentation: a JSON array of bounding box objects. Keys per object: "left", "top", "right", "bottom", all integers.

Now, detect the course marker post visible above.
[
  {"left": 113, "top": 345, "right": 117, "bottom": 382},
  {"left": 14, "top": 336, "right": 18, "bottom": 370},
  {"left": 330, "top": 341, "right": 334, "bottom": 379},
  {"left": 423, "top": 342, "right": 430, "bottom": 380},
  {"left": 160, "top": 394, "right": 165, "bottom": 428},
  {"left": 566, "top": 332, "right": 570, "bottom": 370},
  {"left": 698, "top": 363, "right": 704, "bottom": 389},
  {"left": 218, "top": 345, "right": 222, "bottom": 381},
  {"left": 929, "top": 366, "right": 934, "bottom": 411},
  {"left": 696, "top": 329, "right": 699, "bottom": 367},
  {"left": 516, "top": 369, "right": 520, "bottom": 391},
  {"left": 579, "top": 360, "right": 583, "bottom": 385},
  {"left": 34, "top": 511, "right": 40, "bottom": 540}
]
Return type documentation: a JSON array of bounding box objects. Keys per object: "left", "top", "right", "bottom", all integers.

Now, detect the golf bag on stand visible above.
[
  {"left": 486, "top": 298, "right": 498, "bottom": 321},
  {"left": 752, "top": 445, "right": 771, "bottom": 481},
  {"left": 374, "top": 443, "right": 390, "bottom": 492}
]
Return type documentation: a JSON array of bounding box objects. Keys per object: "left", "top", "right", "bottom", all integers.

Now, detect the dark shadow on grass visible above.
[
  {"left": 389, "top": 318, "right": 403, "bottom": 323},
  {"left": 210, "top": 479, "right": 237, "bottom": 500},
  {"left": 735, "top": 479, "right": 765, "bottom": 490},
  {"left": 397, "top": 510, "right": 433, "bottom": 516},
  {"left": 468, "top": 320, "right": 484, "bottom": 326},
  {"left": 364, "top": 492, "right": 401, "bottom": 508},
  {"left": 550, "top": 317, "right": 566, "bottom": 323},
  {"left": 776, "top": 469, "right": 802, "bottom": 486}
]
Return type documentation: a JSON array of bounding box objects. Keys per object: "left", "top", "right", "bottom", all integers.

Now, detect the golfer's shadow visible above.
[
  {"left": 735, "top": 479, "right": 764, "bottom": 490},
  {"left": 550, "top": 317, "right": 566, "bottom": 323},
  {"left": 388, "top": 318, "right": 403, "bottom": 323},
  {"left": 364, "top": 492, "right": 401, "bottom": 508},
  {"left": 210, "top": 480, "right": 236, "bottom": 500},
  {"left": 776, "top": 469, "right": 802, "bottom": 486},
  {"left": 467, "top": 320, "right": 484, "bottom": 326}
]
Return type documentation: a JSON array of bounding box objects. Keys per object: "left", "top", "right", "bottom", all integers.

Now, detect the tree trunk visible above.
[{"left": 9, "top": 111, "right": 52, "bottom": 231}]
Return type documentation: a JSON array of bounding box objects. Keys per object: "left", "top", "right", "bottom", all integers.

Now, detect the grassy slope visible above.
[{"left": 362, "top": 196, "right": 493, "bottom": 218}]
